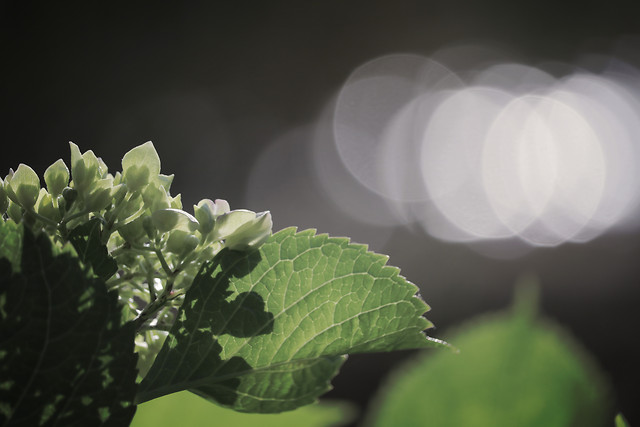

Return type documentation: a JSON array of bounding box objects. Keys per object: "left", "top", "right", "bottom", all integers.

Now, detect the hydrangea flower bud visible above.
[
  {"left": 62, "top": 187, "right": 78, "bottom": 207},
  {"left": 142, "top": 216, "right": 157, "bottom": 240},
  {"left": 69, "top": 142, "right": 101, "bottom": 195},
  {"left": 214, "top": 210, "right": 272, "bottom": 250},
  {"left": 166, "top": 230, "right": 200, "bottom": 256},
  {"left": 193, "top": 199, "right": 230, "bottom": 235},
  {"left": 117, "top": 217, "right": 146, "bottom": 243},
  {"left": 36, "top": 189, "right": 61, "bottom": 223},
  {"left": 85, "top": 178, "right": 114, "bottom": 212},
  {"left": 44, "top": 159, "right": 70, "bottom": 197},
  {"left": 121, "top": 142, "right": 161, "bottom": 192},
  {"left": 151, "top": 208, "right": 199, "bottom": 233},
  {"left": 142, "top": 181, "right": 171, "bottom": 213},
  {"left": 8, "top": 164, "right": 40, "bottom": 209}
]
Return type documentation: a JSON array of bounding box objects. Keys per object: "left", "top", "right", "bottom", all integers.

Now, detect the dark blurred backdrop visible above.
[{"left": 2, "top": 1, "right": 639, "bottom": 424}]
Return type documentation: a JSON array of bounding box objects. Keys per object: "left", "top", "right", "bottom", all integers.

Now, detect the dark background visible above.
[{"left": 2, "top": 1, "right": 639, "bottom": 425}]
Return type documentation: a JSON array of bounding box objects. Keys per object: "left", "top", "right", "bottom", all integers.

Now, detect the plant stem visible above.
[
  {"left": 154, "top": 248, "right": 173, "bottom": 277},
  {"left": 133, "top": 275, "right": 176, "bottom": 330},
  {"left": 25, "top": 209, "right": 58, "bottom": 228},
  {"left": 61, "top": 208, "right": 90, "bottom": 225}
]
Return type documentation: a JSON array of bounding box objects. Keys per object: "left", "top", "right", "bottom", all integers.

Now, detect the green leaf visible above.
[
  {"left": 43, "top": 159, "right": 70, "bottom": 197},
  {"left": 131, "top": 391, "right": 356, "bottom": 427},
  {"left": 122, "top": 141, "right": 161, "bottom": 192},
  {"left": 366, "top": 288, "right": 612, "bottom": 427},
  {"left": 0, "top": 225, "right": 138, "bottom": 426},
  {"left": 137, "top": 228, "right": 443, "bottom": 412},
  {"left": 615, "top": 413, "right": 630, "bottom": 427},
  {"left": 68, "top": 217, "right": 119, "bottom": 281},
  {"left": 69, "top": 142, "right": 101, "bottom": 195},
  {"left": 8, "top": 164, "right": 40, "bottom": 208},
  {"left": 0, "top": 220, "right": 23, "bottom": 272}
]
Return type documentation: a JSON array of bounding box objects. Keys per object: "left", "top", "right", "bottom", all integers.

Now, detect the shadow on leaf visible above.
[{"left": 138, "top": 248, "right": 274, "bottom": 406}]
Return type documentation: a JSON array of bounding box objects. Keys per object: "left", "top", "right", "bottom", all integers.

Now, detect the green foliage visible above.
[
  {"left": 2, "top": 141, "right": 280, "bottom": 371},
  {"left": 43, "top": 159, "right": 70, "bottom": 197},
  {"left": 0, "top": 219, "right": 22, "bottom": 272},
  {"left": 0, "top": 141, "right": 442, "bottom": 425},
  {"left": 137, "top": 228, "right": 445, "bottom": 412},
  {"left": 6, "top": 164, "right": 40, "bottom": 208},
  {"left": 367, "top": 287, "right": 612, "bottom": 427},
  {"left": 0, "top": 222, "right": 138, "bottom": 426},
  {"left": 131, "top": 391, "right": 355, "bottom": 427},
  {"left": 68, "top": 217, "right": 119, "bottom": 281}
]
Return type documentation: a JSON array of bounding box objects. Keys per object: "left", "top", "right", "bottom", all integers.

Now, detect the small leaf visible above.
[
  {"left": 170, "top": 194, "right": 182, "bottom": 209},
  {"left": 193, "top": 199, "right": 229, "bottom": 235},
  {"left": 6, "top": 200, "right": 23, "bottom": 223},
  {"left": 68, "top": 217, "right": 118, "bottom": 281},
  {"left": 44, "top": 159, "right": 70, "bottom": 197},
  {"left": 69, "top": 142, "right": 101, "bottom": 194},
  {"left": 142, "top": 181, "right": 171, "bottom": 213},
  {"left": 35, "top": 188, "right": 61, "bottom": 223},
  {"left": 157, "top": 173, "right": 174, "bottom": 192},
  {"left": 0, "top": 225, "right": 138, "bottom": 426},
  {"left": 122, "top": 141, "right": 161, "bottom": 192},
  {"left": 8, "top": 164, "right": 40, "bottom": 208},
  {"left": 84, "top": 177, "right": 114, "bottom": 212},
  {"left": 137, "top": 228, "right": 443, "bottom": 412},
  {"left": 69, "top": 141, "right": 83, "bottom": 172}
]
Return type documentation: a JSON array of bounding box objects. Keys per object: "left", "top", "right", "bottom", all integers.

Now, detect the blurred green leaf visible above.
[
  {"left": 0, "top": 220, "right": 23, "bottom": 272},
  {"left": 367, "top": 288, "right": 612, "bottom": 427},
  {"left": 0, "top": 225, "right": 138, "bottom": 426},
  {"left": 131, "top": 391, "right": 355, "bottom": 427},
  {"left": 615, "top": 413, "right": 630, "bottom": 427},
  {"left": 138, "top": 228, "right": 444, "bottom": 412}
]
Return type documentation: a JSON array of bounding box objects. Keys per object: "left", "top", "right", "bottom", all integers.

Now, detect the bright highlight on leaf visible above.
[{"left": 138, "top": 227, "right": 445, "bottom": 412}]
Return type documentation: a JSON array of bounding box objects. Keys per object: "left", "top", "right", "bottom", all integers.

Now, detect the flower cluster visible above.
[{"left": 1, "top": 142, "right": 272, "bottom": 376}]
